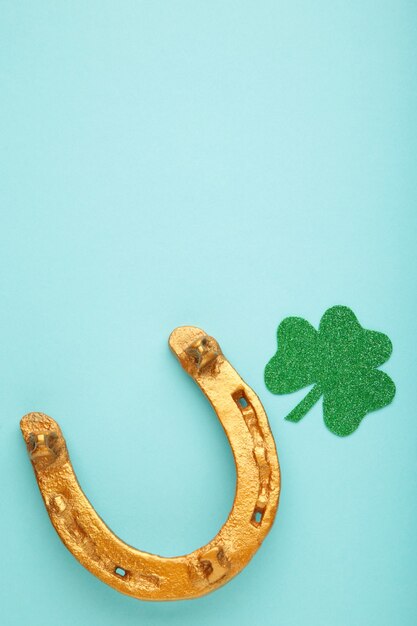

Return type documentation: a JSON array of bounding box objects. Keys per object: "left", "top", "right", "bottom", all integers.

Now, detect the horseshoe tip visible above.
[
  {"left": 168, "top": 326, "right": 206, "bottom": 355},
  {"left": 20, "top": 412, "right": 61, "bottom": 439}
]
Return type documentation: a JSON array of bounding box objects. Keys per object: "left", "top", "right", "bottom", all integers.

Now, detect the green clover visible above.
[{"left": 264, "top": 306, "right": 396, "bottom": 436}]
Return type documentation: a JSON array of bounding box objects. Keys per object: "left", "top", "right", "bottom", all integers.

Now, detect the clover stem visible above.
[{"left": 285, "top": 384, "right": 323, "bottom": 422}]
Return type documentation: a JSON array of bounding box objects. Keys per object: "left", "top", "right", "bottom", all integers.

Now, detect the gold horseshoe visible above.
[{"left": 21, "top": 326, "right": 280, "bottom": 601}]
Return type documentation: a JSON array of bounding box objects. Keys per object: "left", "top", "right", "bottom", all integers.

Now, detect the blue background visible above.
[{"left": 1, "top": 2, "right": 416, "bottom": 625}]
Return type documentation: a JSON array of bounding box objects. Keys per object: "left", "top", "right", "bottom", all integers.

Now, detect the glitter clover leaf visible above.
[{"left": 264, "top": 306, "right": 396, "bottom": 436}]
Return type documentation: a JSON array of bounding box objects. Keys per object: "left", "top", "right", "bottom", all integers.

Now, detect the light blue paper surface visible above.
[{"left": 1, "top": 2, "right": 416, "bottom": 625}]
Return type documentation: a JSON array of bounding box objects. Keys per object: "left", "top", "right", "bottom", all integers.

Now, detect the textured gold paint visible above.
[{"left": 21, "top": 326, "right": 280, "bottom": 601}]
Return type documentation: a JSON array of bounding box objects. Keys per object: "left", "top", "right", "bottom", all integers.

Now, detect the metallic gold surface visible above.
[{"left": 21, "top": 326, "right": 281, "bottom": 601}]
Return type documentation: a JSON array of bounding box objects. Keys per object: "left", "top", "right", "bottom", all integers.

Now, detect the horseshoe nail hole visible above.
[
  {"left": 252, "top": 509, "right": 264, "bottom": 526},
  {"left": 233, "top": 390, "right": 249, "bottom": 409},
  {"left": 115, "top": 566, "right": 126, "bottom": 578}
]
